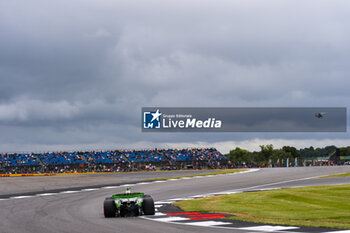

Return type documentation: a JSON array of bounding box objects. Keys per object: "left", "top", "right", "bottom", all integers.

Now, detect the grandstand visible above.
[{"left": 0, "top": 148, "right": 225, "bottom": 174}]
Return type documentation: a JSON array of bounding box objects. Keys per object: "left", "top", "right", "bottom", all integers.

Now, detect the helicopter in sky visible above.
[{"left": 315, "top": 112, "right": 326, "bottom": 119}]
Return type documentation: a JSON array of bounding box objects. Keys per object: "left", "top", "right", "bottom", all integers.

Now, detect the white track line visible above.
[
  {"left": 120, "top": 184, "right": 135, "bottom": 187},
  {"left": 238, "top": 226, "right": 299, "bottom": 232},
  {"left": 36, "top": 193, "right": 57, "bottom": 196},
  {"left": 153, "top": 217, "right": 188, "bottom": 222},
  {"left": 154, "top": 212, "right": 166, "bottom": 216},
  {"left": 184, "top": 221, "right": 232, "bottom": 227},
  {"left": 167, "top": 198, "right": 191, "bottom": 201},
  {"left": 235, "top": 175, "right": 321, "bottom": 192},
  {"left": 209, "top": 191, "right": 242, "bottom": 195},
  {"left": 10, "top": 196, "right": 32, "bottom": 199},
  {"left": 81, "top": 188, "right": 99, "bottom": 191},
  {"left": 60, "top": 191, "right": 80, "bottom": 194},
  {"left": 154, "top": 201, "right": 174, "bottom": 204},
  {"left": 192, "top": 176, "right": 205, "bottom": 179},
  {"left": 190, "top": 194, "right": 214, "bottom": 198},
  {"left": 258, "top": 188, "right": 281, "bottom": 191},
  {"left": 101, "top": 186, "right": 119, "bottom": 189}
]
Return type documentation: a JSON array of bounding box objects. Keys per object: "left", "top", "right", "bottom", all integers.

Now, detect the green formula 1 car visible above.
[{"left": 103, "top": 188, "right": 155, "bottom": 217}]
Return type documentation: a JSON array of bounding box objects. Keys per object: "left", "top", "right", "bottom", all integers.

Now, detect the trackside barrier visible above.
[{"left": 0, "top": 172, "right": 126, "bottom": 177}]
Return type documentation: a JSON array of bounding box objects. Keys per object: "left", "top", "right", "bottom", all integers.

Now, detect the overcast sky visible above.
[{"left": 0, "top": 0, "right": 349, "bottom": 153}]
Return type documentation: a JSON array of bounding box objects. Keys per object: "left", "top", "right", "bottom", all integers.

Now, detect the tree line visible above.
[{"left": 226, "top": 145, "right": 350, "bottom": 167}]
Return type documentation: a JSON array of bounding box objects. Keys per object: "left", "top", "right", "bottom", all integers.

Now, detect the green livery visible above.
[
  {"left": 112, "top": 192, "right": 144, "bottom": 199},
  {"left": 104, "top": 188, "right": 155, "bottom": 217}
]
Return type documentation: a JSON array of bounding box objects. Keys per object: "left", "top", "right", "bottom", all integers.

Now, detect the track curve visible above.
[{"left": 1, "top": 166, "right": 350, "bottom": 233}]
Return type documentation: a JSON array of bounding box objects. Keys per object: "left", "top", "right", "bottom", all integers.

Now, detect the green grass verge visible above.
[
  {"left": 320, "top": 172, "right": 350, "bottom": 178},
  {"left": 174, "top": 184, "right": 350, "bottom": 229},
  {"left": 144, "top": 169, "right": 247, "bottom": 181}
]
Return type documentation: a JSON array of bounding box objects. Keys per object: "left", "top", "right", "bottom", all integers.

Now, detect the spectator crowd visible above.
[{"left": 0, "top": 148, "right": 225, "bottom": 174}]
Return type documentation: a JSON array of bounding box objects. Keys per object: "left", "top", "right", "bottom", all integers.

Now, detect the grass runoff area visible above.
[
  {"left": 320, "top": 172, "right": 350, "bottom": 178},
  {"left": 144, "top": 169, "right": 247, "bottom": 181},
  {"left": 174, "top": 184, "right": 350, "bottom": 229}
]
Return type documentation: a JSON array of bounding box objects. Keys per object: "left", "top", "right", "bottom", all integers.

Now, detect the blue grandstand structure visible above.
[
  {"left": 84, "top": 151, "right": 126, "bottom": 165},
  {"left": 0, "top": 153, "right": 39, "bottom": 167},
  {"left": 38, "top": 152, "right": 86, "bottom": 166},
  {"left": 0, "top": 148, "right": 225, "bottom": 173}
]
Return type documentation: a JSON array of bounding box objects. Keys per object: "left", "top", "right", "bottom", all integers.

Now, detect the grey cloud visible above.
[{"left": 0, "top": 0, "right": 349, "bottom": 152}]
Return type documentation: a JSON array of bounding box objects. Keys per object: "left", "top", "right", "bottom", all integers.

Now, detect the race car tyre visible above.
[
  {"left": 104, "top": 199, "right": 116, "bottom": 218},
  {"left": 142, "top": 195, "right": 155, "bottom": 215}
]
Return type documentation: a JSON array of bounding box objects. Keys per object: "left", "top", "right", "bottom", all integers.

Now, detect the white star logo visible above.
[{"left": 151, "top": 109, "right": 162, "bottom": 122}]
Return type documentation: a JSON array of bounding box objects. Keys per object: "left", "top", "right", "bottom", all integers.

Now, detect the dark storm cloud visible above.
[{"left": 0, "top": 0, "right": 349, "bottom": 152}]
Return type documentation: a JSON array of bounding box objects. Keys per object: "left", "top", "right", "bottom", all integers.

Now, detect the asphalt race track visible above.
[
  {"left": 0, "top": 170, "right": 216, "bottom": 196},
  {"left": 1, "top": 166, "right": 350, "bottom": 233}
]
